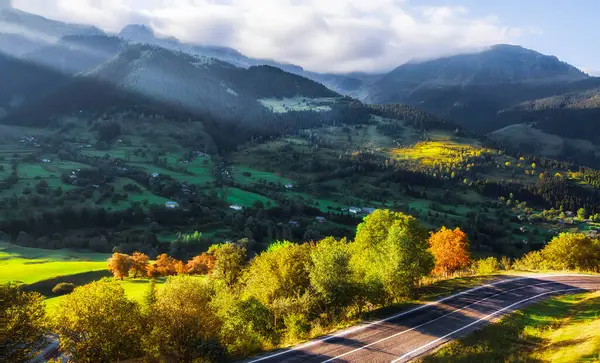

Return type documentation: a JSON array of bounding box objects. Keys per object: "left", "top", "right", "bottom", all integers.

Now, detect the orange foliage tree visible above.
[
  {"left": 130, "top": 252, "right": 149, "bottom": 278},
  {"left": 108, "top": 253, "right": 132, "bottom": 280},
  {"left": 428, "top": 227, "right": 471, "bottom": 277},
  {"left": 152, "top": 254, "right": 180, "bottom": 277},
  {"left": 185, "top": 253, "right": 216, "bottom": 275}
]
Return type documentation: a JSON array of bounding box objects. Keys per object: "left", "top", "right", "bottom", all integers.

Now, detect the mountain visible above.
[
  {"left": 363, "top": 45, "right": 592, "bottom": 132},
  {"left": 23, "top": 35, "right": 125, "bottom": 74},
  {"left": 116, "top": 23, "right": 377, "bottom": 95},
  {"left": 0, "top": 52, "right": 69, "bottom": 116},
  {"left": 0, "top": 7, "right": 104, "bottom": 56},
  {"left": 83, "top": 44, "right": 339, "bottom": 114}
]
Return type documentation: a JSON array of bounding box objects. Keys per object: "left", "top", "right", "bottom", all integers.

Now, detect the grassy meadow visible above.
[{"left": 0, "top": 242, "right": 109, "bottom": 284}]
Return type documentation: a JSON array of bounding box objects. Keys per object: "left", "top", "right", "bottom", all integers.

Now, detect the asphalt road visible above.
[{"left": 246, "top": 274, "right": 600, "bottom": 363}]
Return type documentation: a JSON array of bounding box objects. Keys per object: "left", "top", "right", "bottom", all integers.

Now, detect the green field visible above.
[
  {"left": 423, "top": 291, "right": 600, "bottom": 363},
  {"left": 233, "top": 166, "right": 294, "bottom": 186},
  {"left": 0, "top": 242, "right": 109, "bottom": 284},
  {"left": 222, "top": 187, "right": 275, "bottom": 207},
  {"left": 100, "top": 178, "right": 169, "bottom": 211},
  {"left": 259, "top": 97, "right": 336, "bottom": 113}
]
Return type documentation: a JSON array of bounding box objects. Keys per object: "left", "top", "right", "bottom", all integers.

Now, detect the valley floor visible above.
[{"left": 421, "top": 291, "right": 600, "bottom": 363}]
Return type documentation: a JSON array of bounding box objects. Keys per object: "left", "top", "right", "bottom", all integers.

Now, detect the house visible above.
[
  {"left": 517, "top": 215, "right": 526, "bottom": 221},
  {"left": 519, "top": 227, "right": 527, "bottom": 233},
  {"left": 41, "top": 159, "right": 51, "bottom": 163},
  {"left": 349, "top": 207, "right": 362, "bottom": 214},
  {"left": 363, "top": 208, "right": 376, "bottom": 215},
  {"left": 566, "top": 211, "right": 575, "bottom": 217},
  {"left": 315, "top": 216, "right": 326, "bottom": 223},
  {"left": 152, "top": 173, "right": 160, "bottom": 178},
  {"left": 288, "top": 221, "right": 299, "bottom": 227},
  {"left": 230, "top": 204, "right": 243, "bottom": 211},
  {"left": 285, "top": 184, "right": 294, "bottom": 190},
  {"left": 165, "top": 201, "right": 179, "bottom": 209}
]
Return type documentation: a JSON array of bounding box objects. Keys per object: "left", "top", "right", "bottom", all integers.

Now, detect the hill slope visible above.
[{"left": 363, "top": 45, "right": 593, "bottom": 133}]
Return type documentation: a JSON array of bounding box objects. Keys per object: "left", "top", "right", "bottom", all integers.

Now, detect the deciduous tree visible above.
[
  {"left": 53, "top": 280, "right": 144, "bottom": 362},
  {"left": 130, "top": 252, "right": 149, "bottom": 278},
  {"left": 107, "top": 252, "right": 132, "bottom": 279},
  {"left": 211, "top": 243, "right": 246, "bottom": 289},
  {"left": 428, "top": 227, "right": 471, "bottom": 277},
  {"left": 144, "top": 276, "right": 224, "bottom": 362},
  {"left": 1, "top": 283, "right": 47, "bottom": 362}
]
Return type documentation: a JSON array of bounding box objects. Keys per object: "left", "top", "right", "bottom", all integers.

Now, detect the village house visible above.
[
  {"left": 230, "top": 204, "right": 243, "bottom": 211},
  {"left": 165, "top": 201, "right": 179, "bottom": 209}
]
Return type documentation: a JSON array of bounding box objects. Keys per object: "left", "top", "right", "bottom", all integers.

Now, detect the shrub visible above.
[
  {"left": 283, "top": 313, "right": 311, "bottom": 342},
  {"left": 52, "top": 282, "right": 75, "bottom": 296},
  {"left": 474, "top": 257, "right": 499, "bottom": 275}
]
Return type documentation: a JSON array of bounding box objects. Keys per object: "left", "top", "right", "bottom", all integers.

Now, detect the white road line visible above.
[
  {"left": 390, "top": 288, "right": 583, "bottom": 363},
  {"left": 320, "top": 281, "right": 560, "bottom": 362},
  {"left": 246, "top": 274, "right": 587, "bottom": 363}
]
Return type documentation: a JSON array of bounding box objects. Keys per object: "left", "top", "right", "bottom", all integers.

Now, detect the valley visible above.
[{"left": 1, "top": 4, "right": 600, "bottom": 363}]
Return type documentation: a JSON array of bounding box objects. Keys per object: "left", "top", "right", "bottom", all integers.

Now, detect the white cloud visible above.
[
  {"left": 12, "top": 0, "right": 524, "bottom": 73},
  {"left": 579, "top": 67, "right": 600, "bottom": 77}
]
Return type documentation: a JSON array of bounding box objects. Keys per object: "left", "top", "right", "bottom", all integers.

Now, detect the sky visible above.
[{"left": 6, "top": 0, "right": 600, "bottom": 74}]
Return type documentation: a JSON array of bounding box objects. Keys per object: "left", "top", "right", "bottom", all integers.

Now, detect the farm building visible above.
[
  {"left": 165, "top": 201, "right": 179, "bottom": 209},
  {"left": 230, "top": 204, "right": 243, "bottom": 211}
]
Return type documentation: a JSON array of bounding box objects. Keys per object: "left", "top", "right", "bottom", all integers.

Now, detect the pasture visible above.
[{"left": 0, "top": 242, "right": 109, "bottom": 285}]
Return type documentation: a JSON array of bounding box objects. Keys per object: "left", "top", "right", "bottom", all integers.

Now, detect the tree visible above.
[
  {"left": 428, "top": 227, "right": 471, "bottom": 277},
  {"left": 53, "top": 280, "right": 144, "bottom": 362},
  {"left": 541, "top": 233, "right": 600, "bottom": 272},
  {"left": 309, "top": 237, "right": 354, "bottom": 314},
  {"left": 186, "top": 253, "right": 216, "bottom": 275},
  {"left": 107, "top": 253, "right": 132, "bottom": 279},
  {"left": 144, "top": 276, "right": 224, "bottom": 362},
  {"left": 244, "top": 241, "right": 311, "bottom": 307},
  {"left": 351, "top": 210, "right": 434, "bottom": 302},
  {"left": 577, "top": 207, "right": 587, "bottom": 220},
  {"left": 211, "top": 243, "right": 246, "bottom": 289},
  {"left": 129, "top": 252, "right": 149, "bottom": 278},
  {"left": 1, "top": 283, "right": 47, "bottom": 362}
]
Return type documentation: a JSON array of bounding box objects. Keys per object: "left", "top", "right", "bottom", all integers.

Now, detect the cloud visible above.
[
  {"left": 579, "top": 67, "right": 600, "bottom": 77},
  {"left": 12, "top": 0, "right": 524, "bottom": 73}
]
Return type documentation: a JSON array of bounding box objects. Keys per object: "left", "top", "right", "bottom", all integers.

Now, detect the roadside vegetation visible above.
[
  {"left": 422, "top": 291, "right": 600, "bottom": 363},
  {"left": 4, "top": 210, "right": 599, "bottom": 362}
]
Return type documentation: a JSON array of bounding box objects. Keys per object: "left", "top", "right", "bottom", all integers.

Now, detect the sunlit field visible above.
[{"left": 0, "top": 242, "right": 109, "bottom": 285}]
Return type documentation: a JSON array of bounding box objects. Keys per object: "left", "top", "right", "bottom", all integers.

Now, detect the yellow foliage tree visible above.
[{"left": 428, "top": 227, "right": 471, "bottom": 277}]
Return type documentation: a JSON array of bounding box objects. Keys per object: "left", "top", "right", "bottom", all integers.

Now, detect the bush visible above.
[
  {"left": 52, "top": 282, "right": 75, "bottom": 296},
  {"left": 283, "top": 313, "right": 311, "bottom": 342},
  {"left": 474, "top": 257, "right": 499, "bottom": 275}
]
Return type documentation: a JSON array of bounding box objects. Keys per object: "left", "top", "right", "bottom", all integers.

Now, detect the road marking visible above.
[
  {"left": 390, "top": 288, "right": 583, "bottom": 363},
  {"left": 246, "top": 274, "right": 587, "bottom": 363},
  {"left": 321, "top": 281, "right": 560, "bottom": 362}
]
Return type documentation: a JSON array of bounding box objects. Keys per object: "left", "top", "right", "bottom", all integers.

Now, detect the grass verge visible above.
[{"left": 421, "top": 291, "right": 600, "bottom": 363}]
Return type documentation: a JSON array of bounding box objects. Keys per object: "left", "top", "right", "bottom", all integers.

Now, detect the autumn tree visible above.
[
  {"left": 144, "top": 276, "right": 224, "bottom": 362},
  {"left": 53, "top": 280, "right": 144, "bottom": 362},
  {"left": 428, "top": 227, "right": 471, "bottom": 277},
  {"left": 129, "top": 252, "right": 149, "bottom": 278},
  {"left": 186, "top": 253, "right": 216, "bottom": 275},
  {"left": 107, "top": 253, "right": 132, "bottom": 279},
  {"left": 149, "top": 253, "right": 180, "bottom": 277},
  {"left": 211, "top": 243, "right": 246, "bottom": 289},
  {"left": 1, "top": 283, "right": 48, "bottom": 362}
]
